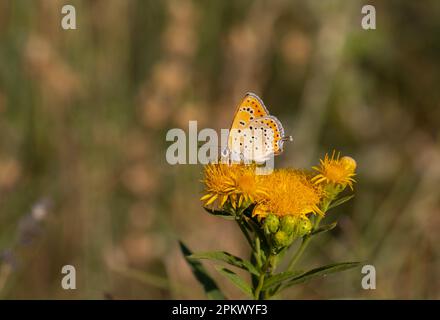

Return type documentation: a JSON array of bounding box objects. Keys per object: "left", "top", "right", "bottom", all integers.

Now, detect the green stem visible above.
[
  {"left": 263, "top": 254, "right": 279, "bottom": 300},
  {"left": 254, "top": 236, "right": 262, "bottom": 269},
  {"left": 237, "top": 219, "right": 255, "bottom": 251},
  {"left": 254, "top": 273, "right": 265, "bottom": 300},
  {"left": 287, "top": 198, "right": 333, "bottom": 272},
  {"left": 254, "top": 254, "right": 272, "bottom": 300},
  {"left": 287, "top": 216, "right": 323, "bottom": 271}
]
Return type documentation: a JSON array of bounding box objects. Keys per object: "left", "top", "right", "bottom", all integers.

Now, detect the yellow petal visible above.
[
  {"left": 205, "top": 194, "right": 218, "bottom": 205},
  {"left": 200, "top": 194, "right": 212, "bottom": 201},
  {"left": 220, "top": 195, "right": 228, "bottom": 207}
]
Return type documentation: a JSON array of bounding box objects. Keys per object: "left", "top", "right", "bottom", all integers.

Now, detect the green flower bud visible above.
[
  {"left": 324, "top": 183, "right": 344, "bottom": 201},
  {"left": 295, "top": 216, "right": 312, "bottom": 238},
  {"left": 273, "top": 231, "right": 291, "bottom": 248},
  {"left": 280, "top": 215, "right": 297, "bottom": 235},
  {"left": 264, "top": 214, "right": 279, "bottom": 233}
]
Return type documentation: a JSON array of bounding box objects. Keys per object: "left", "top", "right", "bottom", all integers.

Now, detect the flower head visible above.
[
  {"left": 201, "top": 163, "right": 268, "bottom": 210},
  {"left": 279, "top": 215, "right": 312, "bottom": 237},
  {"left": 311, "top": 151, "right": 357, "bottom": 190},
  {"left": 253, "top": 169, "right": 323, "bottom": 218},
  {"left": 273, "top": 230, "right": 290, "bottom": 248},
  {"left": 264, "top": 214, "right": 280, "bottom": 233}
]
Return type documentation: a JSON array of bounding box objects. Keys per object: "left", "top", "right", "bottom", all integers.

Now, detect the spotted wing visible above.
[
  {"left": 227, "top": 93, "right": 269, "bottom": 160},
  {"left": 229, "top": 92, "right": 269, "bottom": 131},
  {"left": 246, "top": 115, "right": 286, "bottom": 157},
  {"left": 227, "top": 115, "right": 287, "bottom": 163}
]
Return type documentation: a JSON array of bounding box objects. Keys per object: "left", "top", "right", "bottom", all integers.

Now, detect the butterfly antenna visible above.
[{"left": 281, "top": 136, "right": 293, "bottom": 142}]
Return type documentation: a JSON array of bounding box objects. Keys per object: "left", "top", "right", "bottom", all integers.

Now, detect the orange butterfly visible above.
[{"left": 223, "top": 92, "right": 292, "bottom": 163}]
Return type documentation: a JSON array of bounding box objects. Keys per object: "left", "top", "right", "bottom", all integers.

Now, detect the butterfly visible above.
[{"left": 222, "top": 92, "right": 292, "bottom": 163}]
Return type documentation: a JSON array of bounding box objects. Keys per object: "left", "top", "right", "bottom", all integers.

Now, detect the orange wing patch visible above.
[
  {"left": 229, "top": 92, "right": 269, "bottom": 130},
  {"left": 225, "top": 92, "right": 291, "bottom": 163}
]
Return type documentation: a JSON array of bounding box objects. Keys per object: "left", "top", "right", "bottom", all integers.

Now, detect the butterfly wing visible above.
[
  {"left": 225, "top": 93, "right": 270, "bottom": 161},
  {"left": 229, "top": 92, "right": 269, "bottom": 131},
  {"left": 246, "top": 115, "right": 286, "bottom": 159},
  {"left": 227, "top": 115, "right": 287, "bottom": 163},
  {"left": 225, "top": 93, "right": 289, "bottom": 163}
]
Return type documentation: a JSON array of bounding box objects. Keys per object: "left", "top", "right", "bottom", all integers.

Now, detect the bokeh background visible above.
[{"left": 0, "top": 0, "right": 439, "bottom": 299}]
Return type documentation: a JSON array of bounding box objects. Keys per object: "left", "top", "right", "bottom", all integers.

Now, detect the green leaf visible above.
[
  {"left": 282, "top": 261, "right": 360, "bottom": 289},
  {"left": 215, "top": 266, "right": 253, "bottom": 298},
  {"left": 311, "top": 222, "right": 337, "bottom": 236},
  {"left": 189, "top": 251, "right": 260, "bottom": 276},
  {"left": 262, "top": 270, "right": 304, "bottom": 290},
  {"left": 203, "top": 207, "right": 235, "bottom": 220},
  {"left": 179, "top": 241, "right": 226, "bottom": 300},
  {"left": 328, "top": 195, "right": 355, "bottom": 210}
]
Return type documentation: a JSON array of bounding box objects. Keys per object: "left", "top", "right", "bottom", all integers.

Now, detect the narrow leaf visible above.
[
  {"left": 179, "top": 241, "right": 226, "bottom": 300},
  {"left": 189, "top": 251, "right": 260, "bottom": 276},
  {"left": 311, "top": 222, "right": 338, "bottom": 236},
  {"left": 262, "top": 270, "right": 304, "bottom": 290},
  {"left": 203, "top": 207, "right": 235, "bottom": 220},
  {"left": 283, "top": 261, "right": 360, "bottom": 289},
  {"left": 328, "top": 195, "right": 355, "bottom": 210},
  {"left": 215, "top": 266, "right": 253, "bottom": 298}
]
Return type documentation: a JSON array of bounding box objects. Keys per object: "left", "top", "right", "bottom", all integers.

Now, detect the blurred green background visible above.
[{"left": 0, "top": 0, "right": 439, "bottom": 299}]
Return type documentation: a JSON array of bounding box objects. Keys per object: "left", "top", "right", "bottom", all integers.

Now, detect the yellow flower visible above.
[
  {"left": 312, "top": 151, "right": 357, "bottom": 190},
  {"left": 253, "top": 169, "right": 323, "bottom": 218},
  {"left": 200, "top": 163, "right": 268, "bottom": 210}
]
